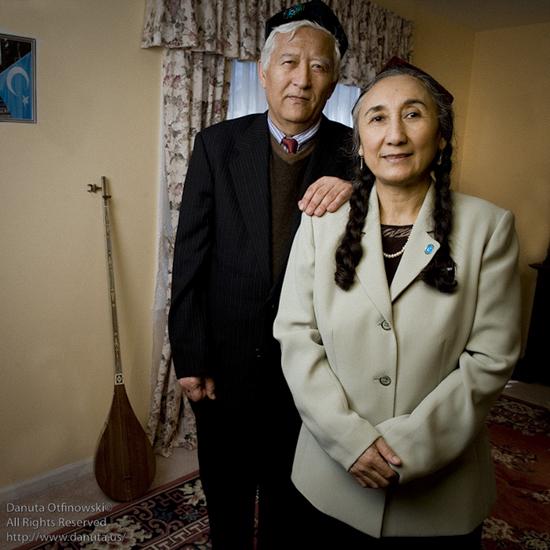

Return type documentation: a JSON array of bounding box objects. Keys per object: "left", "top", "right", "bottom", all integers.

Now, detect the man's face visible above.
[{"left": 258, "top": 26, "right": 338, "bottom": 137}]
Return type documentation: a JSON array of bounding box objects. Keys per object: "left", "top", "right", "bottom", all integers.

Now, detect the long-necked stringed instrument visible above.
[{"left": 89, "top": 177, "right": 156, "bottom": 502}]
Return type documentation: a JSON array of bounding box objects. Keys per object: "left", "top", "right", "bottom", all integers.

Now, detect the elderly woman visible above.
[{"left": 273, "top": 58, "right": 521, "bottom": 549}]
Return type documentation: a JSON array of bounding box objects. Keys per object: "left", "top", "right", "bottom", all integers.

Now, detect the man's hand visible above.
[
  {"left": 178, "top": 376, "right": 216, "bottom": 402},
  {"left": 298, "top": 176, "right": 353, "bottom": 217},
  {"left": 349, "top": 437, "right": 402, "bottom": 489}
]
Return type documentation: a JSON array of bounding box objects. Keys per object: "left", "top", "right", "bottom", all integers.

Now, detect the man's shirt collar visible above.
[{"left": 267, "top": 115, "right": 321, "bottom": 154}]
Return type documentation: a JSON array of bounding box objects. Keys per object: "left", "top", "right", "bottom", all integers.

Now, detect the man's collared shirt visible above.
[{"left": 267, "top": 115, "right": 321, "bottom": 154}]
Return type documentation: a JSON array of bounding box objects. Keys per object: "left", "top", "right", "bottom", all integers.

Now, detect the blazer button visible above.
[
  {"left": 380, "top": 320, "right": 391, "bottom": 331},
  {"left": 379, "top": 375, "right": 392, "bottom": 386}
]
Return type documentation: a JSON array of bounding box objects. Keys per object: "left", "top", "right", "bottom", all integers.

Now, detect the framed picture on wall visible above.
[{"left": 0, "top": 34, "right": 36, "bottom": 123}]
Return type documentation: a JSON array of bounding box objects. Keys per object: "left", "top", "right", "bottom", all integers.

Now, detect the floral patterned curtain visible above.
[
  {"left": 142, "top": 0, "right": 413, "bottom": 457},
  {"left": 146, "top": 49, "right": 233, "bottom": 455}
]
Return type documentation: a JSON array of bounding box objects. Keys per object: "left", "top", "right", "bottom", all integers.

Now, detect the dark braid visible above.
[
  {"left": 334, "top": 65, "right": 458, "bottom": 293},
  {"left": 334, "top": 171, "right": 374, "bottom": 290},
  {"left": 419, "top": 140, "right": 457, "bottom": 292}
]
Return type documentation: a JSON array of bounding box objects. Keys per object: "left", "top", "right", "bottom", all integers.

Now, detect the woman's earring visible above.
[
  {"left": 360, "top": 156, "right": 364, "bottom": 170},
  {"left": 437, "top": 150, "right": 443, "bottom": 166}
]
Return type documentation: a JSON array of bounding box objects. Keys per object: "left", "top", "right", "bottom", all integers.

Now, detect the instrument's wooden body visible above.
[
  {"left": 91, "top": 177, "right": 156, "bottom": 502},
  {"left": 94, "top": 384, "right": 156, "bottom": 502}
]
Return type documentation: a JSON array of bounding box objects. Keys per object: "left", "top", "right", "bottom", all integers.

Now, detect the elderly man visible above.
[{"left": 168, "top": 1, "right": 352, "bottom": 548}]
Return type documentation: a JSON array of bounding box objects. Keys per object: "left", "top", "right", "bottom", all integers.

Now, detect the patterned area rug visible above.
[
  {"left": 13, "top": 472, "right": 213, "bottom": 550},
  {"left": 13, "top": 395, "right": 549, "bottom": 550},
  {"left": 483, "top": 395, "right": 550, "bottom": 549}
]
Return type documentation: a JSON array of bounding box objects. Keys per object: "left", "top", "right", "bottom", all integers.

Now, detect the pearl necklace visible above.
[
  {"left": 383, "top": 241, "right": 408, "bottom": 259},
  {"left": 382, "top": 225, "right": 413, "bottom": 259}
]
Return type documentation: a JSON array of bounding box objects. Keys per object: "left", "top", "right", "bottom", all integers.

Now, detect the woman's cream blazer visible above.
[{"left": 274, "top": 184, "right": 521, "bottom": 538}]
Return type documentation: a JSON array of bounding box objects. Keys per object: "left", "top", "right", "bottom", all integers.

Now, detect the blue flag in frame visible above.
[{"left": 0, "top": 35, "right": 36, "bottom": 123}]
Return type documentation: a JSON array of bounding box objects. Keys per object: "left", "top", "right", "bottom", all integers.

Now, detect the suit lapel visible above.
[
  {"left": 354, "top": 183, "right": 440, "bottom": 317},
  {"left": 230, "top": 114, "right": 272, "bottom": 286},
  {"left": 390, "top": 184, "right": 439, "bottom": 301},
  {"left": 302, "top": 116, "right": 347, "bottom": 194},
  {"left": 229, "top": 115, "right": 350, "bottom": 293},
  {"left": 288, "top": 116, "right": 347, "bottom": 249},
  {"left": 355, "top": 190, "right": 394, "bottom": 325}
]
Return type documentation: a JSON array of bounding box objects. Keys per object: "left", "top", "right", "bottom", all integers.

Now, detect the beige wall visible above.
[
  {"left": 378, "top": 1, "right": 550, "bottom": 347},
  {"left": 376, "top": 0, "right": 476, "bottom": 184},
  {"left": 0, "top": 0, "right": 161, "bottom": 488},
  {"left": 460, "top": 22, "right": 550, "bottom": 344},
  {"left": 1, "top": 0, "right": 548, "bottom": 491}
]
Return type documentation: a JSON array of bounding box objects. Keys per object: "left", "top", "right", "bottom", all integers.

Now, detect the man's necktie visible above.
[{"left": 281, "top": 137, "right": 298, "bottom": 155}]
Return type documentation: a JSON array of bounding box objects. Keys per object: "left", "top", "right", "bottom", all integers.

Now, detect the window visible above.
[{"left": 227, "top": 61, "right": 359, "bottom": 128}]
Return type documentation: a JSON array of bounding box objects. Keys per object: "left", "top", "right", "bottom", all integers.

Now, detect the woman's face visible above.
[{"left": 357, "top": 74, "right": 445, "bottom": 190}]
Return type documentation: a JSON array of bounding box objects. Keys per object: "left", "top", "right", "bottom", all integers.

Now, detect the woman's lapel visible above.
[
  {"left": 354, "top": 189, "right": 394, "bottom": 325},
  {"left": 354, "top": 184, "right": 440, "bottom": 316},
  {"left": 390, "top": 184, "right": 440, "bottom": 302}
]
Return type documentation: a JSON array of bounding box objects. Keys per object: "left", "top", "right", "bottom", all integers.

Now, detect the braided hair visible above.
[{"left": 334, "top": 64, "right": 457, "bottom": 292}]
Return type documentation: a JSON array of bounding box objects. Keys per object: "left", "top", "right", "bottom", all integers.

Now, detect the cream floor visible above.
[{"left": 1, "top": 381, "right": 549, "bottom": 550}]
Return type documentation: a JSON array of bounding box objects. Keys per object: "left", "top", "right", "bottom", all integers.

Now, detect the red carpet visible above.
[
  {"left": 482, "top": 395, "right": 550, "bottom": 549},
  {"left": 11, "top": 395, "right": 549, "bottom": 550}
]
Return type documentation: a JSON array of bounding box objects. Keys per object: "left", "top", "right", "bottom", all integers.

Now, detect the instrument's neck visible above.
[{"left": 101, "top": 177, "right": 123, "bottom": 385}]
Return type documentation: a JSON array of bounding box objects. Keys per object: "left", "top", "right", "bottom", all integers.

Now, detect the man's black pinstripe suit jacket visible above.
[{"left": 168, "top": 112, "right": 352, "bottom": 413}]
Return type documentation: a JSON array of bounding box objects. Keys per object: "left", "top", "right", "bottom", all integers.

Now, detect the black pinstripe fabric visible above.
[
  {"left": 167, "top": 112, "right": 352, "bottom": 548},
  {"left": 169, "top": 113, "right": 352, "bottom": 405}
]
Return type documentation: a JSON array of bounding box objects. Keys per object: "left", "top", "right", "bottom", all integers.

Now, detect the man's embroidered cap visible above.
[{"left": 265, "top": 0, "right": 348, "bottom": 56}]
